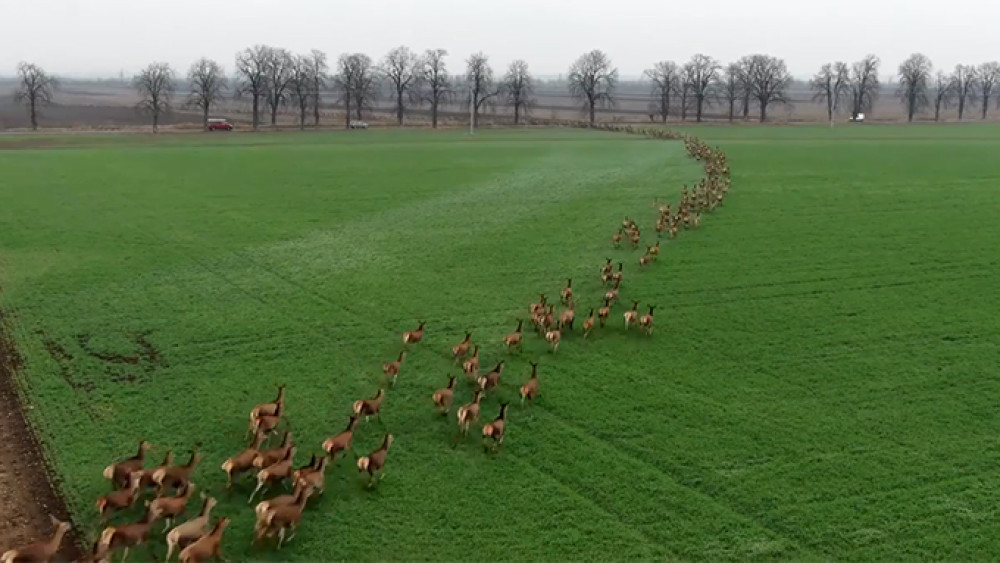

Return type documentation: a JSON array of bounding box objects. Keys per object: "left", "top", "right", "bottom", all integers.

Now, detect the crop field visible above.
[{"left": 1, "top": 124, "right": 999, "bottom": 560}]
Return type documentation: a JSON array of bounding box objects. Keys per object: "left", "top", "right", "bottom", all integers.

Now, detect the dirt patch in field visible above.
[{"left": 0, "top": 310, "right": 82, "bottom": 560}]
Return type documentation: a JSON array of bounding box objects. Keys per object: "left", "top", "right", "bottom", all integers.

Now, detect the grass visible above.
[{"left": 1, "top": 125, "right": 999, "bottom": 560}]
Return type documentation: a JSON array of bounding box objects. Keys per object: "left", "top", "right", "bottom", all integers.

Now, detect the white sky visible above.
[{"left": 0, "top": 0, "right": 995, "bottom": 80}]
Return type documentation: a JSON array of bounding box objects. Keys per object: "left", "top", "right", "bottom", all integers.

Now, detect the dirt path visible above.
[{"left": 0, "top": 310, "right": 81, "bottom": 560}]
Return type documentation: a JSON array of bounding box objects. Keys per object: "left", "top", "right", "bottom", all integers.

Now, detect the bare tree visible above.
[
  {"left": 567, "top": 50, "right": 617, "bottom": 125},
  {"left": 235, "top": 45, "right": 270, "bottom": 130},
  {"left": 743, "top": 55, "right": 791, "bottom": 122},
  {"left": 896, "top": 53, "right": 932, "bottom": 122},
  {"left": 420, "top": 49, "right": 451, "bottom": 129},
  {"left": 335, "top": 53, "right": 376, "bottom": 126},
  {"left": 739, "top": 57, "right": 754, "bottom": 120},
  {"left": 306, "top": 50, "right": 328, "bottom": 125},
  {"left": 289, "top": 55, "right": 313, "bottom": 129},
  {"left": 976, "top": 62, "right": 1000, "bottom": 119},
  {"left": 682, "top": 54, "right": 720, "bottom": 122},
  {"left": 501, "top": 59, "right": 534, "bottom": 125},
  {"left": 644, "top": 60, "right": 680, "bottom": 122},
  {"left": 381, "top": 46, "right": 420, "bottom": 126},
  {"left": 950, "top": 64, "right": 977, "bottom": 120},
  {"left": 186, "top": 58, "right": 227, "bottom": 128},
  {"left": 263, "top": 48, "right": 294, "bottom": 126},
  {"left": 13, "top": 62, "right": 57, "bottom": 131},
  {"left": 810, "top": 62, "right": 851, "bottom": 123},
  {"left": 133, "top": 62, "right": 174, "bottom": 133},
  {"left": 679, "top": 82, "right": 691, "bottom": 121},
  {"left": 466, "top": 52, "right": 500, "bottom": 127},
  {"left": 720, "top": 63, "right": 744, "bottom": 122},
  {"left": 931, "top": 71, "right": 954, "bottom": 122},
  {"left": 849, "top": 55, "right": 881, "bottom": 117}
]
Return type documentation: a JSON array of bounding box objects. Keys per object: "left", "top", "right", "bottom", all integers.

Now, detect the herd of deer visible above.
[{"left": 1, "top": 127, "right": 730, "bottom": 563}]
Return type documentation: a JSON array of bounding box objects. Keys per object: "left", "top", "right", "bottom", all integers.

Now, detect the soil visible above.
[{"left": 0, "top": 310, "right": 82, "bottom": 561}]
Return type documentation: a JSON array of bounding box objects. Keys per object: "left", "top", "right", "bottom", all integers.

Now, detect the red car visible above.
[{"left": 207, "top": 118, "right": 234, "bottom": 131}]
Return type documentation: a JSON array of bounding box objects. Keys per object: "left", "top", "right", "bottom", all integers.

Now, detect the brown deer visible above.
[
  {"left": 321, "top": 415, "right": 360, "bottom": 462},
  {"left": 648, "top": 241, "right": 660, "bottom": 256},
  {"left": 147, "top": 482, "right": 196, "bottom": 531},
  {"left": 357, "top": 434, "right": 394, "bottom": 489},
  {"left": 152, "top": 449, "right": 203, "bottom": 496},
  {"left": 604, "top": 279, "right": 621, "bottom": 306},
  {"left": 1, "top": 516, "right": 71, "bottom": 563},
  {"left": 252, "top": 431, "right": 294, "bottom": 470},
  {"left": 529, "top": 294, "right": 547, "bottom": 317},
  {"left": 402, "top": 321, "right": 426, "bottom": 345},
  {"left": 137, "top": 449, "right": 173, "bottom": 493},
  {"left": 382, "top": 351, "right": 406, "bottom": 387},
  {"left": 476, "top": 361, "right": 505, "bottom": 393},
  {"left": 247, "top": 399, "right": 284, "bottom": 440},
  {"left": 612, "top": 229, "right": 623, "bottom": 247},
  {"left": 451, "top": 331, "right": 473, "bottom": 363},
  {"left": 165, "top": 494, "right": 218, "bottom": 561},
  {"left": 454, "top": 391, "right": 483, "bottom": 445},
  {"left": 221, "top": 430, "right": 267, "bottom": 490},
  {"left": 559, "top": 299, "right": 575, "bottom": 331},
  {"left": 624, "top": 300, "right": 642, "bottom": 329},
  {"left": 502, "top": 321, "right": 523, "bottom": 352},
  {"left": 95, "top": 471, "right": 142, "bottom": 523},
  {"left": 253, "top": 486, "right": 308, "bottom": 549},
  {"left": 597, "top": 298, "right": 612, "bottom": 327},
  {"left": 247, "top": 446, "right": 296, "bottom": 505},
  {"left": 432, "top": 376, "right": 457, "bottom": 416},
  {"left": 249, "top": 384, "right": 286, "bottom": 423},
  {"left": 482, "top": 403, "right": 509, "bottom": 453},
  {"left": 98, "top": 506, "right": 155, "bottom": 563},
  {"left": 178, "top": 517, "right": 230, "bottom": 563},
  {"left": 582, "top": 308, "right": 596, "bottom": 337},
  {"left": 611, "top": 263, "right": 624, "bottom": 284},
  {"left": 103, "top": 439, "right": 150, "bottom": 490},
  {"left": 520, "top": 362, "right": 539, "bottom": 406},
  {"left": 560, "top": 278, "right": 573, "bottom": 304},
  {"left": 352, "top": 388, "right": 385, "bottom": 422},
  {"left": 462, "top": 345, "right": 481, "bottom": 378},
  {"left": 545, "top": 324, "right": 562, "bottom": 353},
  {"left": 294, "top": 454, "right": 329, "bottom": 497},
  {"left": 639, "top": 306, "right": 656, "bottom": 336}
]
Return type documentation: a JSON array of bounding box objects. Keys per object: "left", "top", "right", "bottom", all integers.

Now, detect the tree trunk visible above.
[
  {"left": 827, "top": 89, "right": 834, "bottom": 122},
  {"left": 313, "top": 91, "right": 321, "bottom": 125},
  {"left": 252, "top": 96, "right": 260, "bottom": 130},
  {"left": 728, "top": 98, "right": 734, "bottom": 122},
  {"left": 356, "top": 103, "right": 363, "bottom": 120},
  {"left": 396, "top": 90, "right": 404, "bottom": 126},
  {"left": 514, "top": 103, "right": 520, "bottom": 125},
  {"left": 300, "top": 104, "right": 306, "bottom": 130},
  {"left": 908, "top": 93, "right": 916, "bottom": 122},
  {"left": 343, "top": 92, "right": 351, "bottom": 128},
  {"left": 958, "top": 96, "right": 964, "bottom": 120},
  {"left": 203, "top": 104, "right": 209, "bottom": 129},
  {"left": 982, "top": 96, "right": 989, "bottom": 120},
  {"left": 934, "top": 103, "right": 941, "bottom": 122},
  {"left": 759, "top": 101, "right": 767, "bottom": 122},
  {"left": 152, "top": 110, "right": 159, "bottom": 133},
  {"left": 431, "top": 99, "right": 438, "bottom": 129},
  {"left": 742, "top": 92, "right": 751, "bottom": 120},
  {"left": 271, "top": 102, "right": 278, "bottom": 126},
  {"left": 695, "top": 97, "right": 703, "bottom": 122},
  {"left": 589, "top": 100, "right": 595, "bottom": 125},
  {"left": 30, "top": 98, "right": 37, "bottom": 131}
]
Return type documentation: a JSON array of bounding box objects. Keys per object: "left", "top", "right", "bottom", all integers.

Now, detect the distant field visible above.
[{"left": 1, "top": 125, "right": 1000, "bottom": 559}]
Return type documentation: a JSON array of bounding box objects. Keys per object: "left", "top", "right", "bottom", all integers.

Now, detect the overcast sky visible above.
[{"left": 1, "top": 0, "right": 995, "bottom": 80}]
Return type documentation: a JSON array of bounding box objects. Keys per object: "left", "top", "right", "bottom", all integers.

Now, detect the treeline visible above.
[{"left": 9, "top": 48, "right": 1000, "bottom": 131}]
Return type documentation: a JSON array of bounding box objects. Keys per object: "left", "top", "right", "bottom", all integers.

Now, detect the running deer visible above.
[
  {"left": 253, "top": 486, "right": 308, "bottom": 549},
  {"left": 611, "top": 263, "right": 624, "bottom": 284},
  {"left": 138, "top": 449, "right": 174, "bottom": 493},
  {"left": 454, "top": 391, "right": 483, "bottom": 445},
  {"left": 605, "top": 279, "right": 621, "bottom": 306},
  {"left": 294, "top": 455, "right": 329, "bottom": 497},
  {"left": 1, "top": 516, "right": 71, "bottom": 563},
  {"left": 545, "top": 324, "right": 561, "bottom": 353},
  {"left": 582, "top": 308, "right": 596, "bottom": 337},
  {"left": 152, "top": 449, "right": 203, "bottom": 496},
  {"left": 249, "top": 384, "right": 286, "bottom": 424},
  {"left": 476, "top": 361, "right": 505, "bottom": 393},
  {"left": 482, "top": 403, "right": 509, "bottom": 453},
  {"left": 502, "top": 321, "right": 523, "bottom": 352},
  {"left": 462, "top": 345, "right": 481, "bottom": 378},
  {"left": 147, "top": 482, "right": 196, "bottom": 531},
  {"left": 352, "top": 388, "right": 385, "bottom": 422},
  {"left": 221, "top": 430, "right": 266, "bottom": 490},
  {"left": 648, "top": 241, "right": 660, "bottom": 256},
  {"left": 639, "top": 252, "right": 653, "bottom": 268},
  {"left": 178, "top": 517, "right": 230, "bottom": 563},
  {"left": 612, "top": 229, "right": 623, "bottom": 247},
  {"left": 252, "top": 431, "right": 294, "bottom": 470},
  {"left": 600, "top": 258, "right": 613, "bottom": 284},
  {"left": 247, "top": 399, "right": 285, "bottom": 440},
  {"left": 98, "top": 506, "right": 155, "bottom": 563},
  {"left": 623, "top": 300, "right": 640, "bottom": 329},
  {"left": 530, "top": 294, "right": 548, "bottom": 317},
  {"left": 561, "top": 278, "right": 573, "bottom": 304},
  {"left": 639, "top": 306, "right": 656, "bottom": 336},
  {"left": 321, "top": 415, "right": 360, "bottom": 462},
  {"left": 432, "top": 376, "right": 457, "bottom": 415},
  {"left": 102, "top": 439, "right": 150, "bottom": 490},
  {"left": 165, "top": 495, "right": 218, "bottom": 561},
  {"left": 247, "top": 446, "right": 296, "bottom": 505},
  {"left": 520, "top": 363, "right": 539, "bottom": 406},
  {"left": 95, "top": 471, "right": 142, "bottom": 523},
  {"left": 402, "top": 321, "right": 426, "bottom": 345},
  {"left": 559, "top": 300, "right": 575, "bottom": 331},
  {"left": 598, "top": 298, "right": 611, "bottom": 327},
  {"left": 451, "top": 331, "right": 473, "bottom": 363},
  {"left": 357, "top": 434, "right": 394, "bottom": 489},
  {"left": 382, "top": 351, "right": 406, "bottom": 387}
]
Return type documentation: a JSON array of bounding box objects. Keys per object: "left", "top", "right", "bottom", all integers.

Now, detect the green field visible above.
[{"left": 1, "top": 125, "right": 999, "bottom": 560}]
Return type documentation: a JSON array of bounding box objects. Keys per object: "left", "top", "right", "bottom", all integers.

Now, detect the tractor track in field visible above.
[{"left": 0, "top": 307, "right": 82, "bottom": 560}]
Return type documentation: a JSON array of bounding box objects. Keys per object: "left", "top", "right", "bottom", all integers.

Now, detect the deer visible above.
[
  {"left": 1, "top": 516, "right": 71, "bottom": 563},
  {"left": 520, "top": 362, "right": 539, "bottom": 406},
  {"left": 545, "top": 324, "right": 561, "bottom": 353},
  {"left": 502, "top": 321, "right": 523, "bottom": 352},
  {"left": 247, "top": 399, "right": 284, "bottom": 441},
  {"left": 611, "top": 262, "right": 624, "bottom": 284},
  {"left": 693, "top": 212, "right": 702, "bottom": 229},
  {"left": 98, "top": 506, "right": 155, "bottom": 563},
  {"left": 600, "top": 258, "right": 614, "bottom": 284},
  {"left": 253, "top": 486, "right": 308, "bottom": 549},
  {"left": 249, "top": 384, "right": 286, "bottom": 424},
  {"left": 165, "top": 494, "right": 218, "bottom": 562},
  {"left": 604, "top": 279, "right": 621, "bottom": 306},
  {"left": 598, "top": 298, "right": 612, "bottom": 327},
  {"left": 432, "top": 376, "right": 457, "bottom": 416},
  {"left": 582, "top": 308, "right": 596, "bottom": 338},
  {"left": 95, "top": 471, "right": 142, "bottom": 523},
  {"left": 152, "top": 449, "right": 203, "bottom": 496},
  {"left": 454, "top": 391, "right": 483, "bottom": 445},
  {"left": 253, "top": 481, "right": 310, "bottom": 523},
  {"left": 252, "top": 431, "right": 294, "bottom": 471},
  {"left": 247, "top": 446, "right": 296, "bottom": 505},
  {"left": 559, "top": 299, "right": 575, "bottom": 331},
  {"left": 357, "top": 434, "right": 394, "bottom": 489},
  {"left": 294, "top": 454, "right": 329, "bottom": 497},
  {"left": 476, "top": 361, "right": 505, "bottom": 394},
  {"left": 560, "top": 278, "right": 573, "bottom": 304},
  {"left": 451, "top": 331, "right": 473, "bottom": 363},
  {"left": 402, "top": 321, "right": 426, "bottom": 345},
  {"left": 221, "top": 430, "right": 267, "bottom": 490},
  {"left": 461, "top": 345, "right": 481, "bottom": 378},
  {"left": 147, "top": 482, "right": 197, "bottom": 531},
  {"left": 177, "top": 517, "right": 230, "bottom": 563},
  {"left": 482, "top": 403, "right": 509, "bottom": 453},
  {"left": 612, "top": 229, "right": 623, "bottom": 247},
  {"left": 648, "top": 241, "right": 660, "bottom": 256},
  {"left": 623, "top": 300, "right": 640, "bottom": 330},
  {"left": 382, "top": 351, "right": 406, "bottom": 387},
  {"left": 529, "top": 294, "right": 548, "bottom": 317},
  {"left": 137, "top": 449, "right": 174, "bottom": 493},
  {"left": 639, "top": 306, "right": 656, "bottom": 336},
  {"left": 102, "top": 439, "right": 150, "bottom": 490},
  {"left": 321, "top": 415, "right": 360, "bottom": 462},
  {"left": 352, "top": 388, "right": 385, "bottom": 422}
]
